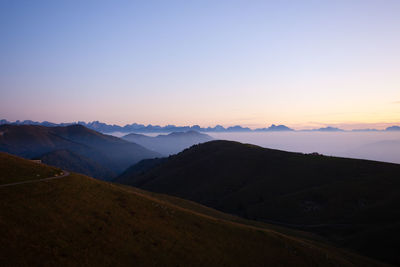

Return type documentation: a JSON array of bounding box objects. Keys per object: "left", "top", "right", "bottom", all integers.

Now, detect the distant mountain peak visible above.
[
  {"left": 386, "top": 125, "right": 400, "bottom": 131},
  {"left": 268, "top": 124, "right": 294, "bottom": 131},
  {"left": 255, "top": 124, "right": 294, "bottom": 132}
]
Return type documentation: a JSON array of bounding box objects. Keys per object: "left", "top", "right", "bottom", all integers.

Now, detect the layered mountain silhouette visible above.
[
  {"left": 115, "top": 140, "right": 400, "bottom": 265},
  {"left": 3, "top": 119, "right": 400, "bottom": 132},
  {"left": 0, "top": 119, "right": 301, "bottom": 132},
  {"left": 0, "top": 152, "right": 383, "bottom": 266},
  {"left": 0, "top": 124, "right": 159, "bottom": 180},
  {"left": 122, "top": 131, "right": 213, "bottom": 155}
]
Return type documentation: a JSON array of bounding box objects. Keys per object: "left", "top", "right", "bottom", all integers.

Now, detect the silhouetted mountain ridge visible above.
[
  {"left": 255, "top": 124, "right": 294, "bottom": 131},
  {"left": 8, "top": 119, "right": 395, "bottom": 132}
]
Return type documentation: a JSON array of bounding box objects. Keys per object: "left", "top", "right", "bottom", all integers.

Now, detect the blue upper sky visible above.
[{"left": 1, "top": 0, "right": 399, "bottom": 129}]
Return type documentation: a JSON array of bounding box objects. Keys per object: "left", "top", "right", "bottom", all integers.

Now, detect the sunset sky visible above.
[{"left": 1, "top": 0, "right": 399, "bottom": 129}]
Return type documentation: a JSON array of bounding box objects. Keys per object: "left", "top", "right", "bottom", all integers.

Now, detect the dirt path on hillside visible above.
[{"left": 0, "top": 171, "right": 70, "bottom": 188}]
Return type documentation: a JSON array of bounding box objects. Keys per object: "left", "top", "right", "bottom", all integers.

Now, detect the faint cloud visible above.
[{"left": 392, "top": 100, "right": 400, "bottom": 104}]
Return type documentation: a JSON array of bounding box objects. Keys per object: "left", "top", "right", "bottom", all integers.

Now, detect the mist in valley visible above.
[{"left": 208, "top": 131, "right": 400, "bottom": 164}]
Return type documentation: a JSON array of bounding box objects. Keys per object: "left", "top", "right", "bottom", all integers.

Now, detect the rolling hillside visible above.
[
  {"left": 122, "top": 131, "right": 213, "bottom": 155},
  {"left": 0, "top": 124, "right": 160, "bottom": 180},
  {"left": 115, "top": 140, "right": 400, "bottom": 265},
  {"left": 0, "top": 152, "right": 383, "bottom": 266}
]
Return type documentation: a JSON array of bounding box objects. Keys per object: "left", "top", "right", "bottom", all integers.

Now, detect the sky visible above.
[{"left": 1, "top": 0, "right": 400, "bottom": 129}]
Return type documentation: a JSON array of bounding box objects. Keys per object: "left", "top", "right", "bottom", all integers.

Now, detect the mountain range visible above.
[
  {"left": 0, "top": 120, "right": 297, "bottom": 132},
  {"left": 6, "top": 119, "right": 400, "bottom": 132},
  {"left": 2, "top": 119, "right": 400, "bottom": 132}
]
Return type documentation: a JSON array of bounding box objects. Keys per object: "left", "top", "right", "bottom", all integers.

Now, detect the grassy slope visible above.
[
  {"left": 0, "top": 152, "right": 62, "bottom": 184},
  {"left": 0, "top": 153, "right": 383, "bottom": 266},
  {"left": 119, "top": 185, "right": 333, "bottom": 246}
]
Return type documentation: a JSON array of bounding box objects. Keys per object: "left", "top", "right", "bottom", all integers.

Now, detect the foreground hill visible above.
[
  {"left": 115, "top": 140, "right": 400, "bottom": 265},
  {"left": 0, "top": 124, "right": 160, "bottom": 180},
  {"left": 0, "top": 152, "right": 381, "bottom": 266},
  {"left": 122, "top": 131, "right": 213, "bottom": 155}
]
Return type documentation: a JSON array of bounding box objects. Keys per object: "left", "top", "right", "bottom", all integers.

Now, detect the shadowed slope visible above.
[{"left": 115, "top": 140, "right": 400, "bottom": 265}]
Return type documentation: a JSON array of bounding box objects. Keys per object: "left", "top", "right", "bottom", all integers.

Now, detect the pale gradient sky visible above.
[{"left": 1, "top": 0, "right": 400, "bottom": 129}]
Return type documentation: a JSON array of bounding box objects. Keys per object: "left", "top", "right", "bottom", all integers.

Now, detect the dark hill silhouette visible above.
[
  {"left": 0, "top": 152, "right": 381, "bottom": 266},
  {"left": 0, "top": 124, "right": 159, "bottom": 179},
  {"left": 122, "top": 131, "right": 213, "bottom": 155},
  {"left": 115, "top": 140, "right": 400, "bottom": 265}
]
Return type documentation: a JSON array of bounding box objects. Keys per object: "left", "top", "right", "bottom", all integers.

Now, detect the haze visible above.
[{"left": 209, "top": 131, "right": 400, "bottom": 164}]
